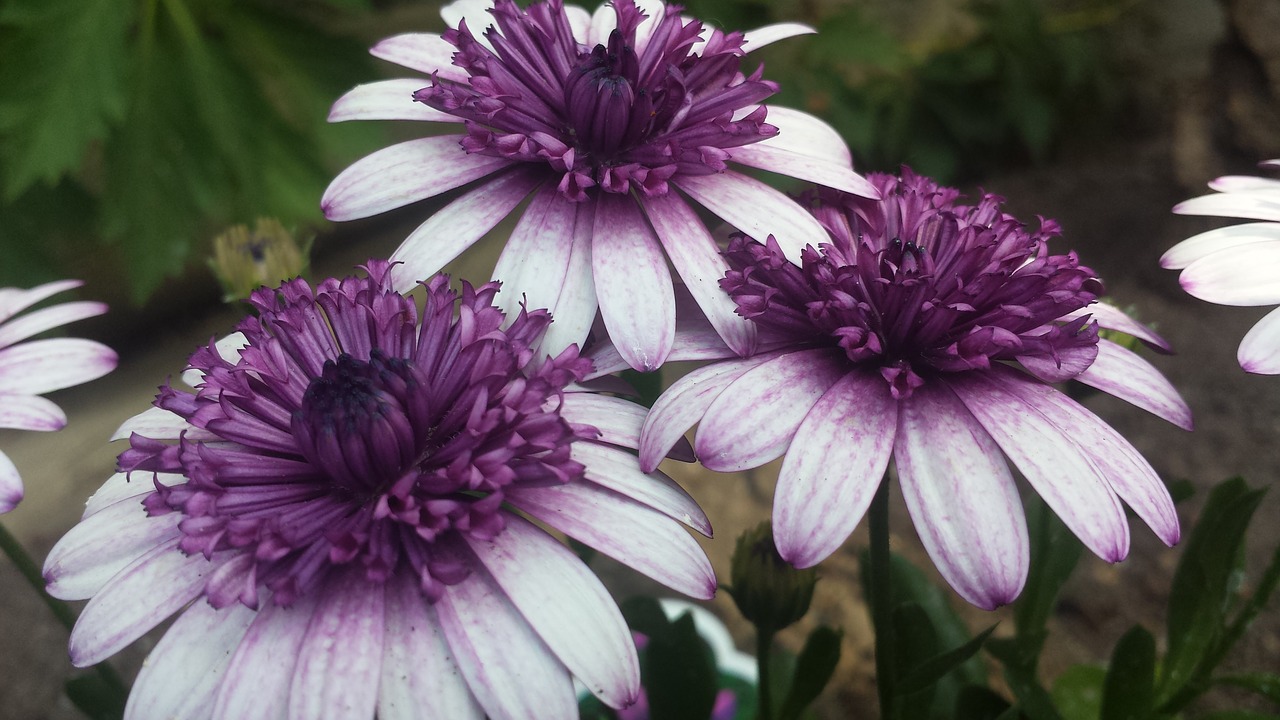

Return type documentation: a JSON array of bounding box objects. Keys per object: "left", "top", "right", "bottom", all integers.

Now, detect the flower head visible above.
[
  {"left": 1166, "top": 159, "right": 1280, "bottom": 374},
  {"left": 0, "top": 280, "right": 115, "bottom": 513},
  {"left": 45, "top": 261, "right": 714, "bottom": 719},
  {"left": 636, "top": 171, "right": 1191, "bottom": 610},
  {"left": 323, "top": 0, "right": 875, "bottom": 371}
]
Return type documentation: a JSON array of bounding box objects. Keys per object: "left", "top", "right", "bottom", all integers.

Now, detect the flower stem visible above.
[
  {"left": 868, "top": 477, "right": 897, "bottom": 720},
  {"left": 756, "top": 625, "right": 776, "bottom": 720}
]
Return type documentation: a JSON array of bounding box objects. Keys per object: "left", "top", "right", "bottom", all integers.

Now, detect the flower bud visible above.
[
  {"left": 728, "top": 521, "right": 818, "bottom": 632},
  {"left": 209, "top": 218, "right": 309, "bottom": 302}
]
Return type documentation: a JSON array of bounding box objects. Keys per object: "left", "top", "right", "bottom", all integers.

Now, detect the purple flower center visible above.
[
  {"left": 121, "top": 263, "right": 595, "bottom": 608},
  {"left": 414, "top": 0, "right": 779, "bottom": 201},
  {"left": 722, "top": 171, "right": 1104, "bottom": 398}
]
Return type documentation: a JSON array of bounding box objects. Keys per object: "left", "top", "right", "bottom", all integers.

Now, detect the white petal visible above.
[
  {"left": 948, "top": 372, "right": 1130, "bottom": 562},
  {"left": 465, "top": 516, "right": 639, "bottom": 709},
  {"left": 585, "top": 320, "right": 740, "bottom": 379},
  {"left": 1075, "top": 339, "right": 1193, "bottom": 429},
  {"left": 370, "top": 33, "right": 469, "bottom": 81},
  {"left": 1161, "top": 222, "right": 1280, "bottom": 269},
  {"left": 0, "top": 450, "right": 21, "bottom": 514},
  {"left": 774, "top": 370, "right": 897, "bottom": 568},
  {"left": 441, "top": 0, "right": 500, "bottom": 52},
  {"left": 507, "top": 482, "right": 716, "bottom": 599},
  {"left": 213, "top": 596, "right": 319, "bottom": 720},
  {"left": 84, "top": 472, "right": 186, "bottom": 519},
  {"left": 111, "top": 405, "right": 216, "bottom": 442},
  {"left": 125, "top": 601, "right": 257, "bottom": 720},
  {"left": 676, "top": 171, "right": 830, "bottom": 263},
  {"left": 45, "top": 499, "right": 181, "bottom": 600},
  {"left": 1173, "top": 190, "right": 1280, "bottom": 222},
  {"left": 638, "top": 352, "right": 781, "bottom": 472},
  {"left": 436, "top": 563, "right": 577, "bottom": 720},
  {"left": 288, "top": 576, "right": 385, "bottom": 720},
  {"left": 1179, "top": 240, "right": 1280, "bottom": 305},
  {"left": 69, "top": 539, "right": 224, "bottom": 667},
  {"left": 695, "top": 349, "right": 846, "bottom": 472},
  {"left": 592, "top": 194, "right": 675, "bottom": 371},
  {"left": 757, "top": 106, "right": 852, "bottom": 165},
  {"left": 0, "top": 393, "right": 65, "bottom": 431},
  {"left": 741, "top": 23, "right": 815, "bottom": 52},
  {"left": 378, "top": 575, "right": 483, "bottom": 720},
  {"left": 0, "top": 300, "right": 106, "bottom": 349},
  {"left": 0, "top": 338, "right": 116, "bottom": 394},
  {"left": 556, "top": 392, "right": 646, "bottom": 451},
  {"left": 565, "top": 5, "right": 591, "bottom": 43},
  {"left": 0, "top": 278, "right": 81, "bottom": 323},
  {"left": 642, "top": 192, "right": 756, "bottom": 357},
  {"left": 989, "top": 368, "right": 1180, "bottom": 548},
  {"left": 895, "top": 383, "right": 1027, "bottom": 609},
  {"left": 1060, "top": 301, "right": 1171, "bottom": 353},
  {"left": 388, "top": 169, "right": 542, "bottom": 292},
  {"left": 731, "top": 144, "right": 878, "bottom": 198},
  {"left": 573, "top": 442, "right": 710, "bottom": 536},
  {"left": 328, "top": 79, "right": 460, "bottom": 123},
  {"left": 322, "top": 136, "right": 509, "bottom": 221},
  {"left": 1208, "top": 174, "right": 1280, "bottom": 193},
  {"left": 181, "top": 333, "right": 247, "bottom": 388},
  {"left": 1239, "top": 305, "right": 1280, "bottom": 374}
]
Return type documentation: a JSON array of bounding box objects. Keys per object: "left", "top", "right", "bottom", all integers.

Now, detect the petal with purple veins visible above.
[
  {"left": 329, "top": 79, "right": 462, "bottom": 124},
  {"left": 676, "top": 171, "right": 830, "bottom": 264},
  {"left": 1075, "top": 339, "right": 1193, "bottom": 430},
  {"left": 287, "top": 572, "right": 385, "bottom": 720},
  {"left": 592, "top": 194, "right": 676, "bottom": 371},
  {"left": 1239, "top": 305, "right": 1280, "bottom": 374}
]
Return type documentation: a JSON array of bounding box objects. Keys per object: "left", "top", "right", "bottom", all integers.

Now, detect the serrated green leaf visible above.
[
  {"left": 65, "top": 673, "right": 127, "bottom": 720},
  {"left": 1215, "top": 673, "right": 1280, "bottom": 705},
  {"left": 1051, "top": 665, "right": 1105, "bottom": 720},
  {"left": 1160, "top": 478, "right": 1265, "bottom": 702},
  {"left": 0, "top": 0, "right": 133, "bottom": 198},
  {"left": 778, "top": 625, "right": 842, "bottom": 720},
  {"left": 1100, "top": 625, "right": 1155, "bottom": 720}
]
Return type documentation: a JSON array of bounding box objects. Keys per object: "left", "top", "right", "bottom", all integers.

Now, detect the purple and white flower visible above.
[
  {"left": 322, "top": 0, "right": 875, "bottom": 372},
  {"left": 1166, "top": 159, "right": 1280, "bottom": 374},
  {"left": 44, "top": 261, "right": 714, "bottom": 720},
  {"left": 0, "top": 279, "right": 115, "bottom": 514},
  {"left": 631, "top": 172, "right": 1190, "bottom": 610}
]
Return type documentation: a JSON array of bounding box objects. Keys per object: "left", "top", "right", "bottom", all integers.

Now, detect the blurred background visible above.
[{"left": 2, "top": 0, "right": 1279, "bottom": 717}]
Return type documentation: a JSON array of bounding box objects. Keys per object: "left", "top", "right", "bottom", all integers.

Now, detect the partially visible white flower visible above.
[
  {"left": 1167, "top": 159, "right": 1280, "bottom": 374},
  {"left": 0, "top": 280, "right": 115, "bottom": 513}
]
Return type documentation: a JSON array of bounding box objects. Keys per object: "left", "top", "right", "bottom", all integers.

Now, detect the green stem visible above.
[
  {"left": 869, "top": 478, "right": 896, "bottom": 720},
  {"left": 757, "top": 625, "right": 776, "bottom": 720},
  {"left": 0, "top": 522, "right": 129, "bottom": 695}
]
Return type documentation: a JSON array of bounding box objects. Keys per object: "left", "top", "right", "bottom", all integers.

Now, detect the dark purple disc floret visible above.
[
  {"left": 721, "top": 170, "right": 1104, "bottom": 398},
  {"left": 120, "top": 261, "right": 596, "bottom": 608}
]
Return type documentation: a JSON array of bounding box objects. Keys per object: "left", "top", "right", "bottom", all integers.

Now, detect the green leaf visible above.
[
  {"left": 1196, "top": 713, "right": 1280, "bottom": 720},
  {"left": 898, "top": 624, "right": 997, "bottom": 696},
  {"left": 1051, "top": 665, "right": 1105, "bottom": 720},
  {"left": 1099, "top": 626, "right": 1155, "bottom": 720},
  {"left": 0, "top": 0, "right": 132, "bottom": 198},
  {"left": 619, "top": 368, "right": 665, "bottom": 408},
  {"left": 65, "top": 673, "right": 127, "bottom": 720},
  {"left": 645, "top": 611, "right": 720, "bottom": 720},
  {"left": 778, "top": 625, "right": 842, "bottom": 720},
  {"left": 954, "top": 685, "right": 1016, "bottom": 720},
  {"left": 1160, "top": 478, "right": 1266, "bottom": 701},
  {"left": 1215, "top": 673, "right": 1280, "bottom": 704},
  {"left": 1015, "top": 496, "right": 1084, "bottom": 662}
]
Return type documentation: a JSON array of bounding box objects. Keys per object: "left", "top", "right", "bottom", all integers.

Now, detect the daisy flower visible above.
[
  {"left": 0, "top": 279, "right": 115, "bottom": 513},
  {"left": 1166, "top": 159, "right": 1280, "bottom": 374},
  {"left": 322, "top": 0, "right": 875, "bottom": 372},
  {"left": 631, "top": 172, "right": 1190, "bottom": 610},
  {"left": 44, "top": 261, "right": 714, "bottom": 719}
]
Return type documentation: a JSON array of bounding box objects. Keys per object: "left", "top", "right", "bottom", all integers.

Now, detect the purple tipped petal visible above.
[
  {"left": 895, "top": 383, "right": 1027, "bottom": 609},
  {"left": 759, "top": 106, "right": 853, "bottom": 165},
  {"left": 0, "top": 278, "right": 82, "bottom": 322},
  {"left": 592, "top": 193, "right": 676, "bottom": 371},
  {"left": 435, "top": 564, "right": 577, "bottom": 720},
  {"left": 1179, "top": 240, "right": 1280, "bottom": 306},
  {"left": 0, "top": 300, "right": 106, "bottom": 349},
  {"left": 0, "top": 393, "right": 65, "bottom": 431},
  {"left": 638, "top": 352, "right": 781, "bottom": 471},
  {"left": 949, "top": 372, "right": 1131, "bottom": 562},
  {"left": 45, "top": 501, "right": 181, "bottom": 600},
  {"left": 0, "top": 451, "right": 21, "bottom": 514},
  {"left": 1160, "top": 222, "right": 1280, "bottom": 269},
  {"left": 125, "top": 601, "right": 256, "bottom": 720},
  {"left": 507, "top": 483, "right": 716, "bottom": 599},
  {"left": 388, "top": 169, "right": 542, "bottom": 292},
  {"left": 0, "top": 338, "right": 116, "bottom": 394},
  {"left": 773, "top": 370, "right": 897, "bottom": 568},
  {"left": 730, "top": 144, "right": 878, "bottom": 198},
  {"left": 1209, "top": 174, "right": 1280, "bottom": 193},
  {"left": 213, "top": 597, "right": 318, "bottom": 720},
  {"left": 1239, "top": 305, "right": 1280, "bottom": 374},
  {"left": 70, "top": 539, "right": 224, "bottom": 667},
  {"left": 83, "top": 472, "right": 186, "bottom": 519},
  {"left": 557, "top": 393, "right": 647, "bottom": 451},
  {"left": 1076, "top": 339, "right": 1194, "bottom": 429},
  {"left": 642, "top": 192, "right": 756, "bottom": 357},
  {"left": 676, "top": 171, "right": 830, "bottom": 264},
  {"left": 370, "top": 33, "right": 469, "bottom": 81},
  {"left": 465, "top": 516, "right": 639, "bottom": 709},
  {"left": 329, "top": 79, "right": 461, "bottom": 123},
  {"left": 1174, "top": 190, "right": 1280, "bottom": 221},
  {"left": 379, "top": 576, "right": 484, "bottom": 720},
  {"left": 321, "top": 136, "right": 510, "bottom": 221},
  {"left": 696, "top": 349, "right": 846, "bottom": 472},
  {"left": 574, "top": 442, "right": 710, "bottom": 535},
  {"left": 288, "top": 574, "right": 385, "bottom": 720}
]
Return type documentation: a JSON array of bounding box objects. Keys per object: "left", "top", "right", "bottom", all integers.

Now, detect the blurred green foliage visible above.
[{"left": 0, "top": 0, "right": 385, "bottom": 301}]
